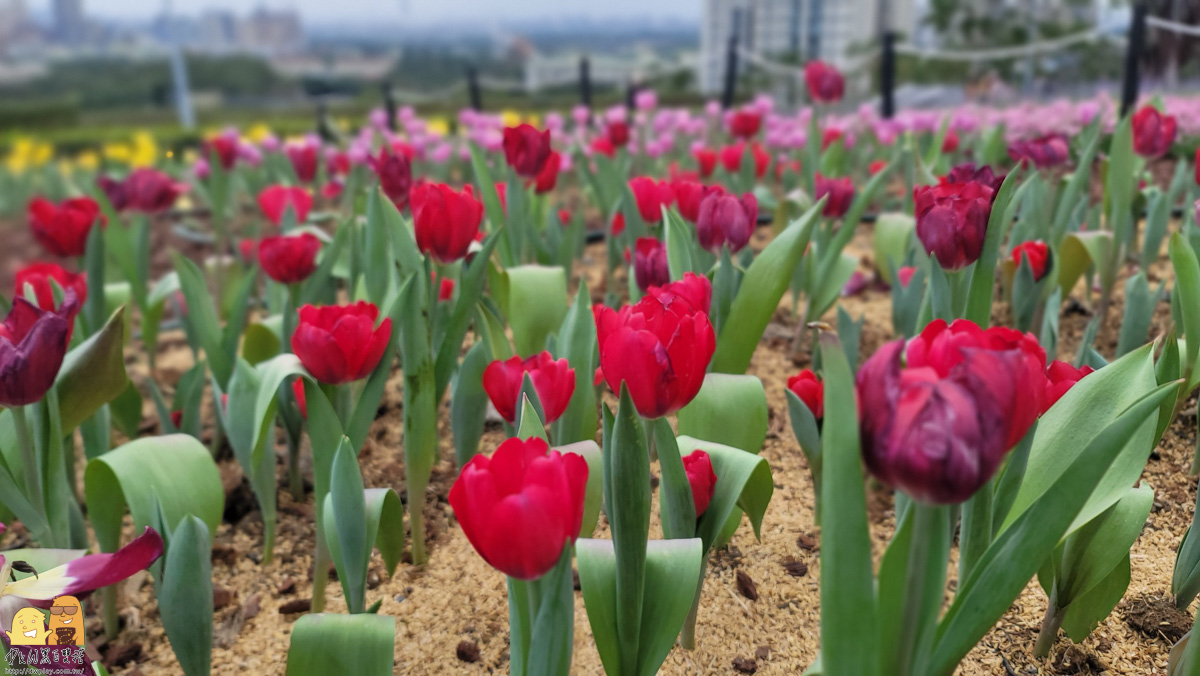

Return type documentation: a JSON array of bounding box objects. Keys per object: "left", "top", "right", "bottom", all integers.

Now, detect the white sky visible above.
[{"left": 37, "top": 0, "right": 701, "bottom": 24}]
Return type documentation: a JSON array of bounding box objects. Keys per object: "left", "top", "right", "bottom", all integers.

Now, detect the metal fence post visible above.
[
  {"left": 1121, "top": 1, "right": 1147, "bottom": 117},
  {"left": 382, "top": 81, "right": 397, "bottom": 131},
  {"left": 721, "top": 35, "right": 739, "bottom": 109},
  {"left": 467, "top": 66, "right": 482, "bottom": 112},
  {"left": 881, "top": 31, "right": 896, "bottom": 119},
  {"left": 579, "top": 56, "right": 592, "bottom": 111}
]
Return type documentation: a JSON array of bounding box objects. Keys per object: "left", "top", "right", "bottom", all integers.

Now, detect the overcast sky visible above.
[{"left": 33, "top": 0, "right": 700, "bottom": 24}]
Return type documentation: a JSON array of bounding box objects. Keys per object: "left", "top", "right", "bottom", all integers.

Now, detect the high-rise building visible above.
[
  {"left": 52, "top": 0, "right": 85, "bottom": 42},
  {"left": 699, "top": 0, "right": 916, "bottom": 94},
  {"left": 0, "top": 0, "right": 28, "bottom": 44}
]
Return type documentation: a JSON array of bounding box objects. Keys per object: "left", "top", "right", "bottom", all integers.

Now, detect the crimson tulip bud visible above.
[
  {"left": 534, "top": 150, "right": 561, "bottom": 194},
  {"left": 1043, "top": 360, "right": 1093, "bottom": 412},
  {"left": 606, "top": 121, "right": 630, "bottom": 148},
  {"left": 1011, "top": 240, "right": 1050, "bottom": 281},
  {"left": 634, "top": 237, "right": 670, "bottom": 293},
  {"left": 673, "top": 181, "right": 723, "bottom": 224},
  {"left": 629, "top": 177, "right": 675, "bottom": 223},
  {"left": 203, "top": 134, "right": 239, "bottom": 170},
  {"left": 285, "top": 141, "right": 319, "bottom": 183},
  {"left": 258, "top": 232, "right": 322, "bottom": 284},
  {"left": 728, "top": 109, "right": 762, "bottom": 139},
  {"left": 0, "top": 291, "right": 79, "bottom": 406},
  {"left": 28, "top": 197, "right": 105, "bottom": 258},
  {"left": 257, "top": 185, "right": 313, "bottom": 226},
  {"left": 594, "top": 273, "right": 715, "bottom": 418},
  {"left": 719, "top": 143, "right": 770, "bottom": 178},
  {"left": 814, "top": 174, "right": 855, "bottom": 218},
  {"left": 857, "top": 320, "right": 1046, "bottom": 504},
  {"left": 97, "top": 168, "right": 187, "bottom": 214},
  {"left": 370, "top": 147, "right": 413, "bottom": 210},
  {"left": 913, "top": 179, "right": 994, "bottom": 270},
  {"left": 502, "top": 124, "right": 552, "bottom": 178},
  {"left": 693, "top": 148, "right": 717, "bottom": 178},
  {"left": 682, "top": 450, "right": 717, "bottom": 516},
  {"left": 1132, "top": 105, "right": 1177, "bottom": 158},
  {"left": 1008, "top": 135, "right": 1069, "bottom": 169},
  {"left": 942, "top": 130, "right": 960, "bottom": 153},
  {"left": 292, "top": 378, "right": 308, "bottom": 419},
  {"left": 482, "top": 351, "right": 576, "bottom": 424},
  {"left": 411, "top": 183, "right": 484, "bottom": 263},
  {"left": 449, "top": 437, "right": 588, "bottom": 580},
  {"left": 804, "top": 60, "right": 844, "bottom": 103},
  {"left": 786, "top": 370, "right": 823, "bottom": 419},
  {"left": 696, "top": 191, "right": 756, "bottom": 254},
  {"left": 169, "top": 409, "right": 183, "bottom": 429},
  {"left": 292, "top": 302, "right": 392, "bottom": 385},
  {"left": 15, "top": 262, "right": 87, "bottom": 312},
  {"left": 945, "top": 163, "right": 1005, "bottom": 199},
  {"left": 896, "top": 266, "right": 917, "bottom": 287}
]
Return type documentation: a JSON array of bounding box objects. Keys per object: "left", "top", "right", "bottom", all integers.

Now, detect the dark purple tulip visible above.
[
  {"left": 634, "top": 237, "right": 670, "bottom": 292},
  {"left": 814, "top": 174, "right": 855, "bottom": 218},
  {"left": 696, "top": 191, "right": 756, "bottom": 254},
  {"left": 0, "top": 291, "right": 79, "bottom": 406},
  {"left": 1007, "top": 135, "right": 1070, "bottom": 169},
  {"left": 913, "top": 180, "right": 994, "bottom": 270}
]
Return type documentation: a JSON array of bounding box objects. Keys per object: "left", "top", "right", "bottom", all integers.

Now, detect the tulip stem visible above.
[
  {"left": 286, "top": 427, "right": 303, "bottom": 502},
  {"left": 12, "top": 405, "right": 42, "bottom": 513},
  {"left": 1034, "top": 592, "right": 1065, "bottom": 658},
  {"left": 282, "top": 284, "right": 299, "bottom": 348},
  {"left": 895, "top": 502, "right": 946, "bottom": 676},
  {"left": 311, "top": 529, "right": 331, "bottom": 613}
]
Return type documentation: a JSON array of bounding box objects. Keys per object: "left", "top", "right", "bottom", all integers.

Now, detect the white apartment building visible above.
[{"left": 698, "top": 0, "right": 917, "bottom": 94}]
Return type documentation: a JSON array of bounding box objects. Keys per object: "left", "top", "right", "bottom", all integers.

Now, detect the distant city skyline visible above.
[{"left": 26, "top": 0, "right": 701, "bottom": 24}]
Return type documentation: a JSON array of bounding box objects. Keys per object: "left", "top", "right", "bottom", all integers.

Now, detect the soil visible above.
[{"left": 1, "top": 208, "right": 1197, "bottom": 675}]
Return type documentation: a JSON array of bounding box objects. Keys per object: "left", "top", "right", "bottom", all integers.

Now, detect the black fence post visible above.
[
  {"left": 382, "top": 81, "right": 397, "bottom": 131},
  {"left": 881, "top": 31, "right": 896, "bottom": 119},
  {"left": 1121, "top": 1, "right": 1147, "bottom": 117},
  {"left": 721, "top": 35, "right": 739, "bottom": 110},
  {"left": 626, "top": 80, "right": 637, "bottom": 110},
  {"left": 579, "top": 56, "right": 592, "bottom": 111},
  {"left": 467, "top": 66, "right": 482, "bottom": 112}
]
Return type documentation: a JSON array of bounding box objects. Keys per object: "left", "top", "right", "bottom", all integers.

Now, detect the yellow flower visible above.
[
  {"left": 426, "top": 116, "right": 451, "bottom": 137},
  {"left": 131, "top": 131, "right": 158, "bottom": 167},
  {"left": 104, "top": 142, "right": 132, "bottom": 163},
  {"left": 246, "top": 124, "right": 274, "bottom": 144},
  {"left": 76, "top": 151, "right": 99, "bottom": 171},
  {"left": 31, "top": 142, "right": 52, "bottom": 166},
  {"left": 500, "top": 109, "right": 522, "bottom": 128},
  {"left": 523, "top": 113, "right": 541, "bottom": 128}
]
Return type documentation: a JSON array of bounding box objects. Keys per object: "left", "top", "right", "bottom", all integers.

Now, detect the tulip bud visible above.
[
  {"left": 256, "top": 185, "right": 313, "bottom": 226},
  {"left": 814, "top": 174, "right": 855, "bottom": 218},
  {"left": 693, "top": 147, "right": 717, "bottom": 178},
  {"left": 291, "top": 302, "right": 392, "bottom": 385},
  {"left": 411, "top": 183, "right": 484, "bottom": 263},
  {"left": 804, "top": 60, "right": 845, "bottom": 103},
  {"left": 97, "top": 168, "right": 187, "bottom": 214},
  {"left": 727, "top": 109, "right": 762, "bottom": 139},
  {"left": 1008, "top": 135, "right": 1070, "bottom": 169},
  {"left": 482, "top": 351, "right": 576, "bottom": 424},
  {"left": 633, "top": 237, "right": 670, "bottom": 293},
  {"left": 629, "top": 177, "right": 675, "bottom": 223},
  {"left": 786, "top": 370, "right": 823, "bottom": 419},
  {"left": 258, "top": 233, "right": 322, "bottom": 284},
  {"left": 449, "top": 437, "right": 588, "bottom": 580},
  {"left": 1132, "top": 105, "right": 1177, "bottom": 158},
  {"left": 0, "top": 291, "right": 79, "bottom": 406},
  {"left": 1043, "top": 360, "right": 1093, "bottom": 412},
  {"left": 502, "top": 124, "right": 553, "bottom": 178},
  {"left": 606, "top": 121, "right": 630, "bottom": 148},
  {"left": 896, "top": 266, "right": 917, "bottom": 287},
  {"left": 370, "top": 147, "right": 413, "bottom": 210},
  {"left": 28, "top": 197, "right": 105, "bottom": 258},
  {"left": 696, "top": 191, "right": 756, "bottom": 253},
  {"left": 913, "top": 180, "right": 994, "bottom": 270},
  {"left": 15, "top": 262, "right": 87, "bottom": 313},
  {"left": 682, "top": 450, "right": 717, "bottom": 516},
  {"left": 672, "top": 180, "right": 723, "bottom": 224},
  {"left": 285, "top": 141, "right": 320, "bottom": 183},
  {"left": 1011, "top": 240, "right": 1050, "bottom": 281}
]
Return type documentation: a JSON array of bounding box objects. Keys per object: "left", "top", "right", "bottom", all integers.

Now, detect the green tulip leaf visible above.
[
  {"left": 159, "top": 515, "right": 213, "bottom": 676},
  {"left": 549, "top": 283, "right": 597, "bottom": 445},
  {"left": 677, "top": 373, "right": 768, "bottom": 456},
  {"left": 451, "top": 340, "right": 492, "bottom": 468},
  {"left": 873, "top": 212, "right": 914, "bottom": 289},
  {"left": 496, "top": 265, "right": 569, "bottom": 358},
  {"left": 285, "top": 613, "right": 395, "bottom": 675},
  {"left": 56, "top": 306, "right": 128, "bottom": 431},
  {"left": 1061, "top": 554, "right": 1132, "bottom": 643},
  {"left": 555, "top": 440, "right": 603, "bottom": 538}
]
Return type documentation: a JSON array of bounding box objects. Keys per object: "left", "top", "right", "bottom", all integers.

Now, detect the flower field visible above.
[{"left": 3, "top": 61, "right": 1200, "bottom": 675}]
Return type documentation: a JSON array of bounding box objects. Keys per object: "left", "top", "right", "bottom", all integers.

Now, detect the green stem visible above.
[
  {"left": 896, "top": 502, "right": 940, "bottom": 676},
  {"left": 286, "top": 429, "right": 303, "bottom": 502},
  {"left": 679, "top": 554, "right": 709, "bottom": 650},
  {"left": 12, "top": 405, "right": 42, "bottom": 511},
  {"left": 282, "top": 283, "right": 299, "bottom": 349},
  {"left": 311, "top": 529, "right": 332, "bottom": 613},
  {"left": 103, "top": 584, "right": 119, "bottom": 640},
  {"left": 1034, "top": 590, "right": 1064, "bottom": 658},
  {"left": 958, "top": 479, "right": 994, "bottom": 584}
]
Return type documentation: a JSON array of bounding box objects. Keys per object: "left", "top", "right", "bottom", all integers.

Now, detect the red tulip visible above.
[
  {"left": 1132, "top": 105, "right": 1177, "bottom": 158},
  {"left": 719, "top": 143, "right": 770, "bottom": 179},
  {"left": 1008, "top": 135, "right": 1070, "bottom": 169},
  {"left": 292, "top": 378, "right": 308, "bottom": 418},
  {"left": 814, "top": 174, "right": 855, "bottom": 218},
  {"left": 534, "top": 150, "right": 561, "bottom": 194},
  {"left": 239, "top": 238, "right": 258, "bottom": 264},
  {"left": 673, "top": 180, "right": 723, "bottom": 224},
  {"left": 370, "top": 147, "right": 413, "bottom": 210},
  {"left": 590, "top": 136, "right": 616, "bottom": 158},
  {"left": 787, "top": 370, "right": 823, "bottom": 419},
  {"left": 433, "top": 272, "right": 455, "bottom": 302},
  {"left": 257, "top": 185, "right": 313, "bottom": 226},
  {"left": 633, "top": 237, "right": 670, "bottom": 292},
  {"left": 693, "top": 147, "right": 717, "bottom": 178},
  {"left": 28, "top": 197, "right": 105, "bottom": 258},
  {"left": 1043, "top": 360, "right": 1094, "bottom": 411},
  {"left": 97, "top": 168, "right": 187, "bottom": 214},
  {"left": 728, "top": 109, "right": 762, "bottom": 139},
  {"left": 821, "top": 128, "right": 844, "bottom": 151},
  {"left": 913, "top": 179, "right": 994, "bottom": 270},
  {"left": 321, "top": 179, "right": 344, "bottom": 201},
  {"left": 868, "top": 160, "right": 888, "bottom": 175},
  {"left": 449, "top": 437, "right": 588, "bottom": 580},
  {"left": 857, "top": 318, "right": 1046, "bottom": 504},
  {"left": 258, "top": 233, "right": 322, "bottom": 284},
  {"left": 327, "top": 150, "right": 351, "bottom": 176},
  {"left": 629, "top": 177, "right": 675, "bottom": 223},
  {"left": 896, "top": 266, "right": 917, "bottom": 287},
  {"left": 682, "top": 450, "right": 717, "bottom": 516},
  {"left": 557, "top": 208, "right": 572, "bottom": 226},
  {"left": 14, "top": 262, "right": 87, "bottom": 313},
  {"left": 482, "top": 351, "right": 576, "bottom": 424},
  {"left": 1195, "top": 148, "right": 1200, "bottom": 186},
  {"left": 611, "top": 213, "right": 626, "bottom": 237},
  {"left": 169, "top": 410, "right": 183, "bottom": 429},
  {"left": 804, "top": 60, "right": 844, "bottom": 103},
  {"left": 606, "top": 121, "right": 630, "bottom": 148},
  {"left": 1011, "top": 240, "right": 1050, "bottom": 281},
  {"left": 0, "top": 291, "right": 79, "bottom": 406},
  {"left": 286, "top": 142, "right": 319, "bottom": 183},
  {"left": 411, "top": 183, "right": 484, "bottom": 263},
  {"left": 594, "top": 273, "right": 715, "bottom": 418},
  {"left": 942, "top": 130, "right": 960, "bottom": 153},
  {"left": 696, "top": 191, "right": 756, "bottom": 253},
  {"left": 503, "top": 124, "right": 553, "bottom": 178},
  {"left": 292, "top": 302, "right": 392, "bottom": 385},
  {"left": 202, "top": 134, "right": 239, "bottom": 170}
]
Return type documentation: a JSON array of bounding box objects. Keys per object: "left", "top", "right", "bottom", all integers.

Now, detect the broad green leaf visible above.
[
  {"left": 549, "top": 283, "right": 597, "bottom": 445},
  {"left": 930, "top": 382, "right": 1176, "bottom": 675},
  {"left": 362, "top": 189, "right": 394, "bottom": 305},
  {"left": 711, "top": 202, "right": 819, "bottom": 374},
  {"left": 965, "top": 169, "right": 1025, "bottom": 325},
  {"left": 1105, "top": 115, "right": 1136, "bottom": 254},
  {"left": 1061, "top": 555, "right": 1132, "bottom": 643},
  {"left": 1057, "top": 231, "right": 1114, "bottom": 299},
  {"left": 1170, "top": 233, "right": 1200, "bottom": 391},
  {"left": 873, "top": 213, "right": 914, "bottom": 287},
  {"left": 285, "top": 613, "right": 395, "bottom": 675},
  {"left": 677, "top": 374, "right": 768, "bottom": 455},
  {"left": 110, "top": 382, "right": 144, "bottom": 439},
  {"left": 433, "top": 230, "right": 501, "bottom": 400},
  {"left": 1000, "top": 344, "right": 1158, "bottom": 535},
  {"left": 497, "top": 265, "right": 569, "bottom": 357},
  {"left": 242, "top": 320, "right": 282, "bottom": 365},
  {"left": 516, "top": 390, "right": 548, "bottom": 442},
  {"left": 652, "top": 419, "right": 697, "bottom": 540},
  {"left": 451, "top": 341, "right": 492, "bottom": 468},
  {"left": 606, "top": 386, "right": 651, "bottom": 675},
  {"left": 1117, "top": 273, "right": 1155, "bottom": 357},
  {"left": 555, "top": 440, "right": 603, "bottom": 538},
  {"left": 1169, "top": 630, "right": 1200, "bottom": 676},
  {"left": 1054, "top": 485, "right": 1152, "bottom": 605},
  {"left": 84, "top": 435, "right": 223, "bottom": 556},
  {"left": 876, "top": 503, "right": 951, "bottom": 675},
  {"left": 172, "top": 254, "right": 232, "bottom": 385},
  {"left": 679, "top": 436, "right": 773, "bottom": 550},
  {"left": 664, "top": 207, "right": 699, "bottom": 280},
  {"left": 817, "top": 330, "right": 879, "bottom": 675},
  {"left": 805, "top": 252, "right": 858, "bottom": 324},
  {"left": 159, "top": 515, "right": 213, "bottom": 676},
  {"left": 83, "top": 217, "right": 106, "bottom": 334},
  {"left": 56, "top": 307, "right": 127, "bottom": 431},
  {"left": 526, "top": 548, "right": 576, "bottom": 676}
]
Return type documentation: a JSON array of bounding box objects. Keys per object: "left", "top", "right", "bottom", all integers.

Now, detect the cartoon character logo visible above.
[
  {"left": 46, "top": 596, "right": 84, "bottom": 646},
  {"left": 5, "top": 607, "right": 47, "bottom": 645}
]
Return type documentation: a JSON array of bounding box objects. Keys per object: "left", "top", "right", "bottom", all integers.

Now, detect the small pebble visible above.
[
  {"left": 456, "top": 640, "right": 481, "bottom": 663},
  {"left": 736, "top": 570, "right": 758, "bottom": 601}
]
